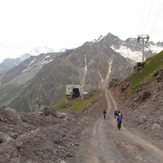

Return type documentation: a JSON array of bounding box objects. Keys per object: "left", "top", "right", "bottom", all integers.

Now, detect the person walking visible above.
[
  {"left": 103, "top": 109, "right": 107, "bottom": 119},
  {"left": 116, "top": 113, "right": 124, "bottom": 130},
  {"left": 114, "top": 110, "right": 118, "bottom": 119}
]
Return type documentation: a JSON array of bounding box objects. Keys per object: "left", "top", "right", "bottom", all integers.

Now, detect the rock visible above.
[
  {"left": 53, "top": 135, "right": 62, "bottom": 145},
  {"left": 0, "top": 106, "right": 22, "bottom": 124},
  {"left": 136, "top": 116, "right": 147, "bottom": 125},
  {"left": 152, "top": 123, "right": 161, "bottom": 130},
  {"left": 0, "top": 131, "right": 14, "bottom": 143},
  {"left": 157, "top": 69, "right": 163, "bottom": 82},
  {"left": 133, "top": 62, "right": 145, "bottom": 70},
  {"left": 66, "top": 153, "right": 74, "bottom": 157},
  {"left": 140, "top": 92, "right": 151, "bottom": 101},
  {"left": 39, "top": 105, "right": 58, "bottom": 117},
  {"left": 60, "top": 160, "right": 66, "bottom": 163}
]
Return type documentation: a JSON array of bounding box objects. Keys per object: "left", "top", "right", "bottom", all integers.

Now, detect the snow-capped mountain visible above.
[
  {"left": 0, "top": 47, "right": 55, "bottom": 71},
  {"left": 0, "top": 33, "right": 163, "bottom": 71},
  {"left": 28, "top": 47, "right": 55, "bottom": 56},
  {"left": 0, "top": 51, "right": 60, "bottom": 86},
  {"left": 99, "top": 33, "right": 163, "bottom": 62}
]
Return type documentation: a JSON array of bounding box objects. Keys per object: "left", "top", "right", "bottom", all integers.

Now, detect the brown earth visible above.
[
  {"left": 67, "top": 90, "right": 163, "bottom": 163},
  {"left": 0, "top": 75, "right": 163, "bottom": 163}
]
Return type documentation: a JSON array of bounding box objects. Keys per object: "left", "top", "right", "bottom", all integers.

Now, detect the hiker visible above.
[
  {"left": 116, "top": 113, "right": 124, "bottom": 130},
  {"left": 114, "top": 110, "right": 118, "bottom": 119},
  {"left": 103, "top": 109, "right": 107, "bottom": 119}
]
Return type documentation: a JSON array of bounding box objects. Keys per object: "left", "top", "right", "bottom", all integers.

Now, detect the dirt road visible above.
[{"left": 67, "top": 90, "right": 163, "bottom": 163}]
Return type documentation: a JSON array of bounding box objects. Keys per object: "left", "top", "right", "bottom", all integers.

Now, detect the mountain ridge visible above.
[
  {"left": 0, "top": 33, "right": 162, "bottom": 112},
  {"left": 0, "top": 33, "right": 163, "bottom": 71}
]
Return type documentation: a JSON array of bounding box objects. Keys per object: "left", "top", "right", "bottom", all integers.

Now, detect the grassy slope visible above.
[
  {"left": 130, "top": 51, "right": 163, "bottom": 89},
  {"left": 54, "top": 90, "right": 101, "bottom": 112}
]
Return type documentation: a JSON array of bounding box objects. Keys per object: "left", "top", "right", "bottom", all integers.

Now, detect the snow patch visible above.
[
  {"left": 44, "top": 55, "right": 50, "bottom": 59},
  {"left": 29, "top": 58, "right": 36, "bottom": 66},
  {"left": 98, "top": 70, "right": 104, "bottom": 82},
  {"left": 83, "top": 54, "right": 88, "bottom": 86},
  {"left": 149, "top": 45, "right": 163, "bottom": 53},
  {"left": 111, "top": 45, "right": 142, "bottom": 62},
  {"left": 106, "top": 57, "right": 113, "bottom": 80}
]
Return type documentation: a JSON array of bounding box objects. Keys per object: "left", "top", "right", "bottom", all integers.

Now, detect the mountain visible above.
[
  {"left": 100, "top": 33, "right": 163, "bottom": 62},
  {"left": 0, "top": 54, "right": 30, "bottom": 71},
  {"left": 0, "top": 52, "right": 60, "bottom": 112},
  {"left": 8, "top": 41, "right": 133, "bottom": 112},
  {"left": 0, "top": 47, "right": 55, "bottom": 71},
  {"left": 1, "top": 33, "right": 162, "bottom": 71},
  {"left": 0, "top": 33, "right": 162, "bottom": 112},
  {"left": 0, "top": 53, "right": 162, "bottom": 162}
]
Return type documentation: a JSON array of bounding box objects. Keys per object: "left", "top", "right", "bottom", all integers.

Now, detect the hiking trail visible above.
[{"left": 67, "top": 90, "right": 163, "bottom": 163}]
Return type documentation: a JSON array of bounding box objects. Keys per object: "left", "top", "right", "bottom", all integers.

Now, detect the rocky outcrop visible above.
[{"left": 0, "top": 106, "right": 84, "bottom": 163}]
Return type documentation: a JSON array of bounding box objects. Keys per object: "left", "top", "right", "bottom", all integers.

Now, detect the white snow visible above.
[
  {"left": 149, "top": 44, "right": 163, "bottom": 53},
  {"left": 29, "top": 58, "right": 36, "bottom": 66},
  {"left": 46, "top": 59, "right": 53, "bottom": 63},
  {"left": 83, "top": 54, "right": 88, "bottom": 86},
  {"left": 111, "top": 45, "right": 143, "bottom": 62},
  {"left": 44, "top": 55, "right": 50, "bottom": 59},
  {"left": 111, "top": 43, "right": 163, "bottom": 62},
  {"left": 29, "top": 47, "right": 55, "bottom": 56},
  {"left": 22, "top": 68, "right": 27, "bottom": 73},
  {"left": 106, "top": 57, "right": 113, "bottom": 80},
  {"left": 98, "top": 70, "right": 104, "bottom": 82}
]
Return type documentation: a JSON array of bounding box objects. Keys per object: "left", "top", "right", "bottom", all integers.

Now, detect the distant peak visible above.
[{"left": 29, "top": 47, "right": 55, "bottom": 56}]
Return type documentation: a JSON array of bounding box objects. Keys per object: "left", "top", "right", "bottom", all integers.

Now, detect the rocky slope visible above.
[
  {"left": 9, "top": 42, "right": 132, "bottom": 112},
  {"left": 0, "top": 76, "right": 162, "bottom": 163},
  {"left": 0, "top": 106, "right": 82, "bottom": 163},
  {"left": 109, "top": 51, "right": 163, "bottom": 143},
  {"left": 0, "top": 90, "right": 105, "bottom": 163},
  {"left": 0, "top": 33, "right": 162, "bottom": 112}
]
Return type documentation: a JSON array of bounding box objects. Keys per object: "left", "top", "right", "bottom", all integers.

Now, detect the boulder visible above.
[
  {"left": 140, "top": 92, "right": 151, "bottom": 101},
  {"left": 0, "top": 131, "right": 14, "bottom": 143},
  {"left": 152, "top": 123, "right": 161, "bottom": 130},
  {"left": 0, "top": 106, "right": 22, "bottom": 124},
  {"left": 136, "top": 116, "right": 147, "bottom": 125},
  {"left": 39, "top": 106, "right": 58, "bottom": 117}
]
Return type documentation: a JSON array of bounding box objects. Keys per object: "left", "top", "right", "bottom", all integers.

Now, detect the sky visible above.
[{"left": 0, "top": 0, "right": 163, "bottom": 62}]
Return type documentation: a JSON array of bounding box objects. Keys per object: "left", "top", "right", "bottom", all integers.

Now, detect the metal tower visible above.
[{"left": 137, "top": 34, "right": 150, "bottom": 62}]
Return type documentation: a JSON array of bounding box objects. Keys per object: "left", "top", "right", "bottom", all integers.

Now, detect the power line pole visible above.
[{"left": 137, "top": 34, "right": 150, "bottom": 62}]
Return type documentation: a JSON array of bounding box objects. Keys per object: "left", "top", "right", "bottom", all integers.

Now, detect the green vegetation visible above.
[
  {"left": 131, "top": 51, "right": 163, "bottom": 89},
  {"left": 0, "top": 83, "right": 22, "bottom": 107},
  {"left": 54, "top": 91, "right": 100, "bottom": 112},
  {"left": 0, "top": 93, "right": 19, "bottom": 106},
  {"left": 11, "top": 97, "right": 31, "bottom": 112}
]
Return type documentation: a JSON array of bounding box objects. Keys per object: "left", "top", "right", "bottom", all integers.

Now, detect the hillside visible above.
[
  {"left": 109, "top": 51, "right": 163, "bottom": 143},
  {"left": 9, "top": 42, "right": 132, "bottom": 112},
  {"left": 0, "top": 51, "right": 162, "bottom": 162},
  {"left": 0, "top": 90, "right": 105, "bottom": 163},
  {"left": 0, "top": 33, "right": 162, "bottom": 112},
  {"left": 0, "top": 52, "right": 59, "bottom": 111},
  {"left": 0, "top": 80, "right": 163, "bottom": 163}
]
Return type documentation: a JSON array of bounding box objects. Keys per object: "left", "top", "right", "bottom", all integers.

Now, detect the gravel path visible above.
[{"left": 67, "top": 90, "right": 163, "bottom": 163}]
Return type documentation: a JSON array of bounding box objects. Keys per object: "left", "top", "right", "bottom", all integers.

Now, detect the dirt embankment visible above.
[
  {"left": 0, "top": 84, "right": 163, "bottom": 163},
  {"left": 66, "top": 90, "right": 163, "bottom": 163},
  {"left": 109, "top": 68, "right": 163, "bottom": 144}
]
